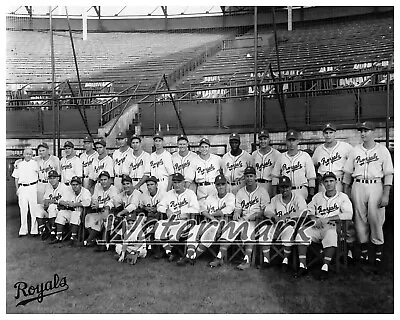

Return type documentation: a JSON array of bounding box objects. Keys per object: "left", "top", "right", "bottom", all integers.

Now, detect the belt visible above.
[
  {"left": 229, "top": 181, "right": 242, "bottom": 186},
  {"left": 65, "top": 182, "right": 70, "bottom": 186},
  {"left": 39, "top": 179, "right": 48, "bottom": 183},
  {"left": 84, "top": 175, "right": 89, "bottom": 178},
  {"left": 115, "top": 175, "right": 124, "bottom": 178},
  {"left": 355, "top": 179, "right": 379, "bottom": 184},
  {"left": 132, "top": 178, "right": 140, "bottom": 181},
  {"left": 257, "top": 179, "right": 272, "bottom": 183},
  {"left": 18, "top": 181, "right": 38, "bottom": 187},
  {"left": 292, "top": 186, "right": 305, "bottom": 190},
  {"left": 197, "top": 182, "right": 213, "bottom": 186}
]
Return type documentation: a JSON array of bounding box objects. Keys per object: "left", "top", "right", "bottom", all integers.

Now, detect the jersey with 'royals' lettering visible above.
[
  {"left": 119, "top": 189, "right": 142, "bottom": 213},
  {"left": 172, "top": 151, "right": 198, "bottom": 183},
  {"left": 307, "top": 191, "right": 353, "bottom": 221},
  {"left": 150, "top": 150, "right": 174, "bottom": 181},
  {"left": 80, "top": 151, "right": 98, "bottom": 178},
  {"left": 37, "top": 156, "right": 60, "bottom": 182},
  {"left": 221, "top": 150, "right": 252, "bottom": 184},
  {"left": 113, "top": 147, "right": 132, "bottom": 177},
  {"left": 158, "top": 189, "right": 200, "bottom": 219},
  {"left": 122, "top": 150, "right": 151, "bottom": 180},
  {"left": 265, "top": 192, "right": 307, "bottom": 220},
  {"left": 60, "top": 156, "right": 83, "bottom": 184},
  {"left": 43, "top": 183, "right": 73, "bottom": 204},
  {"left": 138, "top": 188, "right": 165, "bottom": 211},
  {"left": 203, "top": 193, "right": 236, "bottom": 217},
  {"left": 235, "top": 185, "right": 270, "bottom": 219},
  {"left": 90, "top": 155, "right": 114, "bottom": 181},
  {"left": 91, "top": 184, "right": 120, "bottom": 209},
  {"left": 194, "top": 154, "right": 221, "bottom": 183},
  {"left": 251, "top": 147, "right": 281, "bottom": 181},
  {"left": 67, "top": 187, "right": 92, "bottom": 208}
]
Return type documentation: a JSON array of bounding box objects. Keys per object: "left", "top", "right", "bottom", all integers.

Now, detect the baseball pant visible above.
[
  {"left": 114, "top": 177, "right": 123, "bottom": 193},
  {"left": 298, "top": 224, "right": 338, "bottom": 248},
  {"left": 227, "top": 181, "right": 245, "bottom": 195},
  {"left": 17, "top": 184, "right": 39, "bottom": 235},
  {"left": 258, "top": 222, "right": 295, "bottom": 247},
  {"left": 36, "top": 181, "right": 47, "bottom": 218},
  {"left": 293, "top": 186, "right": 308, "bottom": 200},
  {"left": 116, "top": 243, "right": 147, "bottom": 257},
  {"left": 258, "top": 181, "right": 273, "bottom": 198},
  {"left": 351, "top": 181, "right": 385, "bottom": 245},
  {"left": 154, "top": 219, "right": 192, "bottom": 242},
  {"left": 185, "top": 181, "right": 197, "bottom": 193},
  {"left": 186, "top": 221, "right": 220, "bottom": 250},
  {"left": 85, "top": 212, "right": 109, "bottom": 232},
  {"left": 55, "top": 209, "right": 81, "bottom": 226},
  {"left": 220, "top": 220, "right": 257, "bottom": 242},
  {"left": 197, "top": 185, "right": 217, "bottom": 212}
]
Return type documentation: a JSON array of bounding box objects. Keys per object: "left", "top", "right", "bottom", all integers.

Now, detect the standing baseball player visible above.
[
  {"left": 312, "top": 123, "right": 353, "bottom": 192},
  {"left": 251, "top": 130, "right": 282, "bottom": 198},
  {"left": 36, "top": 142, "right": 60, "bottom": 232},
  {"left": 149, "top": 131, "right": 174, "bottom": 193},
  {"left": 12, "top": 147, "right": 40, "bottom": 237},
  {"left": 221, "top": 133, "right": 252, "bottom": 195},
  {"left": 122, "top": 134, "right": 151, "bottom": 193},
  {"left": 193, "top": 137, "right": 222, "bottom": 212},
  {"left": 210, "top": 166, "right": 270, "bottom": 270},
  {"left": 172, "top": 134, "right": 198, "bottom": 193},
  {"left": 343, "top": 121, "right": 393, "bottom": 273},
  {"left": 60, "top": 141, "right": 83, "bottom": 187},
  {"left": 295, "top": 172, "right": 353, "bottom": 280},
  {"left": 90, "top": 139, "right": 114, "bottom": 187},
  {"left": 80, "top": 135, "right": 97, "bottom": 194},
  {"left": 272, "top": 129, "right": 316, "bottom": 202},
  {"left": 113, "top": 132, "right": 132, "bottom": 192}
]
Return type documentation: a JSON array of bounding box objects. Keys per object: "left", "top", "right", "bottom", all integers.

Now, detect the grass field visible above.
[{"left": 6, "top": 204, "right": 394, "bottom": 314}]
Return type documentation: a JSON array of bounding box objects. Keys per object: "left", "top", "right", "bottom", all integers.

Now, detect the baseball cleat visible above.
[
  {"left": 209, "top": 258, "right": 223, "bottom": 268},
  {"left": 237, "top": 261, "right": 251, "bottom": 270},
  {"left": 294, "top": 266, "right": 308, "bottom": 278},
  {"left": 177, "top": 257, "right": 195, "bottom": 266},
  {"left": 49, "top": 238, "right": 61, "bottom": 244},
  {"left": 127, "top": 253, "right": 138, "bottom": 265}
]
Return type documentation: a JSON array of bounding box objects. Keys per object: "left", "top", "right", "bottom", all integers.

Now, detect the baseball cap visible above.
[
  {"left": 172, "top": 173, "right": 185, "bottom": 182},
  {"left": 177, "top": 134, "right": 188, "bottom": 142},
  {"left": 214, "top": 174, "right": 227, "bottom": 185},
  {"left": 258, "top": 130, "right": 270, "bottom": 139},
  {"left": 278, "top": 176, "right": 292, "bottom": 187},
  {"left": 37, "top": 142, "right": 49, "bottom": 149},
  {"left": 130, "top": 134, "right": 142, "bottom": 142},
  {"left": 83, "top": 136, "right": 92, "bottom": 142},
  {"left": 64, "top": 141, "right": 74, "bottom": 148},
  {"left": 229, "top": 133, "right": 240, "bottom": 141},
  {"left": 126, "top": 213, "right": 136, "bottom": 222},
  {"left": 98, "top": 171, "right": 111, "bottom": 179},
  {"left": 70, "top": 176, "right": 82, "bottom": 184},
  {"left": 244, "top": 166, "right": 256, "bottom": 175},
  {"left": 48, "top": 170, "right": 60, "bottom": 178},
  {"left": 358, "top": 121, "right": 375, "bottom": 131},
  {"left": 116, "top": 132, "right": 126, "bottom": 139},
  {"left": 286, "top": 129, "right": 299, "bottom": 140},
  {"left": 94, "top": 139, "right": 106, "bottom": 147},
  {"left": 199, "top": 137, "right": 210, "bottom": 146},
  {"left": 146, "top": 176, "right": 159, "bottom": 184},
  {"left": 121, "top": 174, "right": 132, "bottom": 184},
  {"left": 153, "top": 131, "right": 164, "bottom": 140},
  {"left": 322, "top": 171, "right": 337, "bottom": 181},
  {"left": 322, "top": 123, "right": 337, "bottom": 132}
]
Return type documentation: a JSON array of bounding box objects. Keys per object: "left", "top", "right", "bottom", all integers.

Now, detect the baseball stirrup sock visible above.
[
  {"left": 282, "top": 257, "right": 288, "bottom": 265},
  {"left": 376, "top": 251, "right": 382, "bottom": 262},
  {"left": 321, "top": 263, "right": 329, "bottom": 272},
  {"left": 323, "top": 257, "right": 332, "bottom": 265}
]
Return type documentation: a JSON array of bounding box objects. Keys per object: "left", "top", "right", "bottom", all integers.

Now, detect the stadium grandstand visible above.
[{"left": 6, "top": 6, "right": 394, "bottom": 203}]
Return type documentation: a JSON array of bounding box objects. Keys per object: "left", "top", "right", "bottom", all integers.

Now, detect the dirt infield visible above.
[{"left": 6, "top": 205, "right": 394, "bottom": 313}]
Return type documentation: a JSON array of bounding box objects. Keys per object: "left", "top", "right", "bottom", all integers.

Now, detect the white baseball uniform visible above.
[
  {"left": 138, "top": 188, "right": 165, "bottom": 211},
  {"left": 122, "top": 150, "right": 151, "bottom": 193},
  {"left": 12, "top": 159, "right": 40, "bottom": 235},
  {"left": 150, "top": 150, "right": 174, "bottom": 194},
  {"left": 80, "top": 150, "right": 98, "bottom": 191},
  {"left": 113, "top": 147, "right": 132, "bottom": 192},
  {"left": 36, "top": 155, "right": 60, "bottom": 216},
  {"left": 119, "top": 189, "right": 142, "bottom": 214},
  {"left": 343, "top": 143, "right": 394, "bottom": 245},
  {"left": 42, "top": 182, "right": 74, "bottom": 220},
  {"left": 172, "top": 150, "right": 198, "bottom": 192},
  {"left": 252, "top": 147, "right": 282, "bottom": 197},
  {"left": 221, "top": 150, "right": 252, "bottom": 195},
  {"left": 312, "top": 141, "right": 353, "bottom": 192},
  {"left": 90, "top": 155, "right": 114, "bottom": 182},
  {"left": 55, "top": 186, "right": 91, "bottom": 226},
  {"left": 60, "top": 156, "right": 83, "bottom": 185}
]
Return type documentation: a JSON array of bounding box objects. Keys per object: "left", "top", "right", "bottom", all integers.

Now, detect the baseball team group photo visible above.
[{"left": 6, "top": 5, "right": 394, "bottom": 314}]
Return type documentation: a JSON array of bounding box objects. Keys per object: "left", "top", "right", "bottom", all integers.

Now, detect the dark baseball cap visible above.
[
  {"left": 229, "top": 133, "right": 240, "bottom": 141},
  {"left": 121, "top": 175, "right": 132, "bottom": 184},
  {"left": 244, "top": 166, "right": 256, "bottom": 175},
  {"left": 153, "top": 131, "right": 164, "bottom": 140},
  {"left": 64, "top": 141, "right": 74, "bottom": 148},
  {"left": 214, "top": 174, "right": 227, "bottom": 185},
  {"left": 322, "top": 123, "right": 337, "bottom": 132},
  {"left": 71, "top": 176, "right": 82, "bottom": 184},
  {"left": 48, "top": 170, "right": 60, "bottom": 178},
  {"left": 172, "top": 173, "right": 185, "bottom": 182},
  {"left": 358, "top": 121, "right": 375, "bottom": 131},
  {"left": 286, "top": 129, "right": 299, "bottom": 140},
  {"left": 278, "top": 176, "right": 292, "bottom": 187},
  {"left": 322, "top": 171, "right": 337, "bottom": 181},
  {"left": 199, "top": 138, "right": 210, "bottom": 146},
  {"left": 98, "top": 171, "right": 111, "bottom": 179},
  {"left": 83, "top": 136, "right": 92, "bottom": 142},
  {"left": 116, "top": 132, "right": 126, "bottom": 139},
  {"left": 177, "top": 134, "right": 188, "bottom": 142},
  {"left": 37, "top": 142, "right": 49, "bottom": 149},
  {"left": 126, "top": 213, "right": 136, "bottom": 222},
  {"left": 130, "top": 134, "right": 142, "bottom": 142},
  {"left": 94, "top": 139, "right": 106, "bottom": 147},
  {"left": 146, "top": 176, "right": 159, "bottom": 184},
  {"left": 258, "top": 130, "right": 270, "bottom": 139}
]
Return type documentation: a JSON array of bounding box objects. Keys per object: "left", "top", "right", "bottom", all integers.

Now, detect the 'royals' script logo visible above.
[
  {"left": 130, "top": 159, "right": 144, "bottom": 171},
  {"left": 174, "top": 160, "right": 190, "bottom": 172},
  {"left": 61, "top": 163, "right": 72, "bottom": 170},
  {"left": 320, "top": 152, "right": 342, "bottom": 166},
  {"left": 277, "top": 206, "right": 296, "bottom": 217},
  {"left": 170, "top": 198, "right": 189, "bottom": 212},
  {"left": 151, "top": 159, "right": 164, "bottom": 169},
  {"left": 95, "top": 163, "right": 106, "bottom": 173},
  {"left": 355, "top": 153, "right": 379, "bottom": 166},
  {"left": 40, "top": 165, "right": 55, "bottom": 174},
  {"left": 115, "top": 155, "right": 127, "bottom": 166},
  {"left": 282, "top": 162, "right": 303, "bottom": 174},
  {"left": 227, "top": 161, "right": 243, "bottom": 171},
  {"left": 256, "top": 159, "right": 273, "bottom": 171},
  {"left": 98, "top": 194, "right": 111, "bottom": 205},
  {"left": 317, "top": 203, "right": 339, "bottom": 216},
  {"left": 49, "top": 193, "right": 62, "bottom": 201},
  {"left": 241, "top": 197, "right": 259, "bottom": 210},
  {"left": 197, "top": 164, "right": 215, "bottom": 175},
  {"left": 83, "top": 158, "right": 94, "bottom": 168}
]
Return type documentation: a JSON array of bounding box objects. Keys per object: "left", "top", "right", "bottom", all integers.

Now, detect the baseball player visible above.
[
  {"left": 295, "top": 172, "right": 353, "bottom": 280},
  {"left": 84, "top": 171, "right": 120, "bottom": 249},
  {"left": 112, "top": 132, "right": 132, "bottom": 192},
  {"left": 149, "top": 131, "right": 174, "bottom": 193},
  {"left": 49, "top": 176, "right": 91, "bottom": 245},
  {"left": 272, "top": 129, "right": 316, "bottom": 201},
  {"left": 172, "top": 134, "right": 198, "bottom": 193},
  {"left": 60, "top": 141, "right": 83, "bottom": 187},
  {"left": 154, "top": 173, "right": 200, "bottom": 262},
  {"left": 122, "top": 134, "right": 151, "bottom": 193},
  {"left": 260, "top": 176, "right": 307, "bottom": 272},
  {"left": 177, "top": 174, "right": 235, "bottom": 266},
  {"left": 12, "top": 147, "right": 40, "bottom": 237},
  {"left": 221, "top": 133, "right": 252, "bottom": 195},
  {"left": 194, "top": 137, "right": 222, "bottom": 212},
  {"left": 42, "top": 170, "right": 74, "bottom": 241},
  {"left": 210, "top": 166, "right": 270, "bottom": 270},
  {"left": 312, "top": 123, "right": 353, "bottom": 192},
  {"left": 80, "top": 135, "right": 97, "bottom": 194},
  {"left": 90, "top": 139, "right": 114, "bottom": 186},
  {"left": 343, "top": 121, "right": 393, "bottom": 273},
  {"left": 251, "top": 130, "right": 282, "bottom": 198},
  {"left": 36, "top": 142, "right": 60, "bottom": 231}
]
